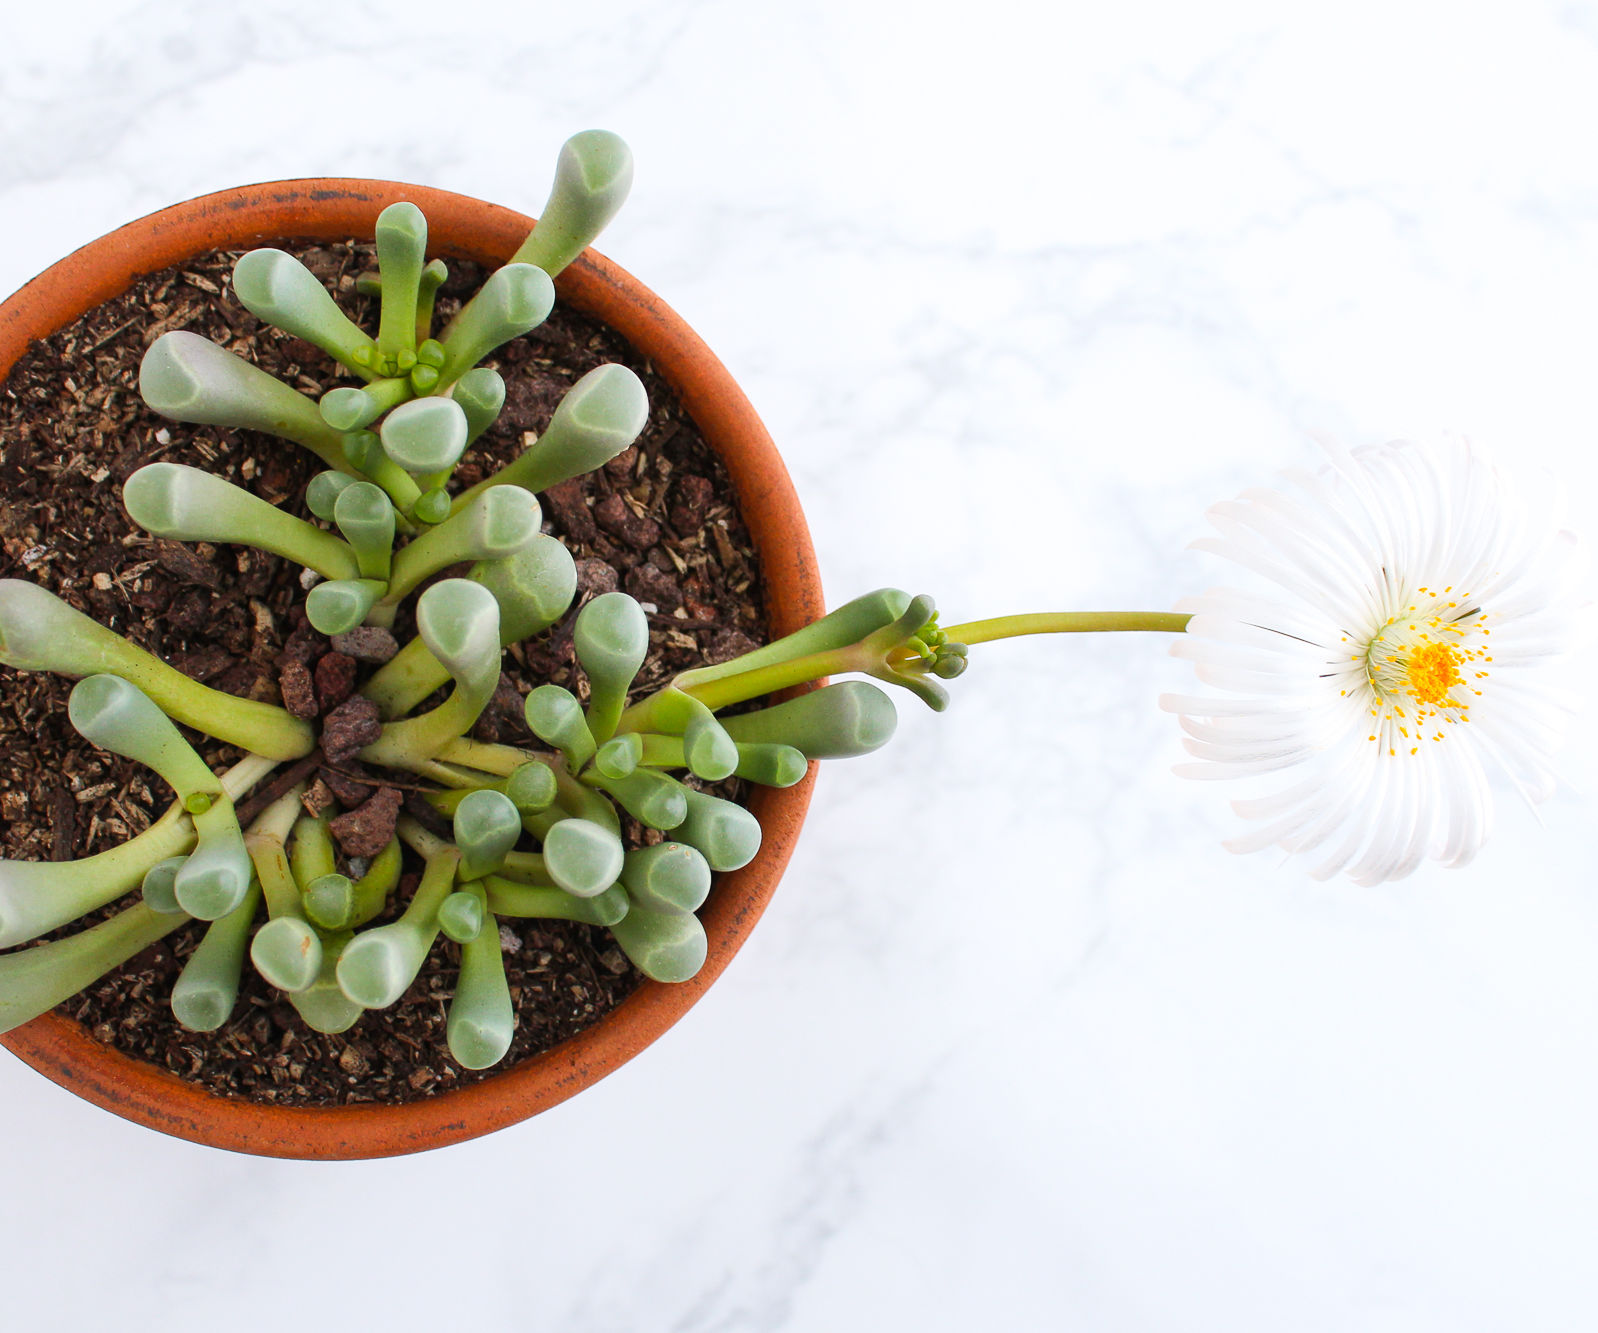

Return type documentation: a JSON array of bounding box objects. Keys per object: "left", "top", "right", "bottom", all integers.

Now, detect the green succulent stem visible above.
[
  {"left": 624, "top": 645, "right": 851, "bottom": 730},
  {"left": 245, "top": 787, "right": 310, "bottom": 918}
]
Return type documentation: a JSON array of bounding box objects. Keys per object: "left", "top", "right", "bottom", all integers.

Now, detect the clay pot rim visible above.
[{"left": 0, "top": 178, "right": 823, "bottom": 1159}]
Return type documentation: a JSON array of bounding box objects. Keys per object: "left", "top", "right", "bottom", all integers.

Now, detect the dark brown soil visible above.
[{"left": 0, "top": 241, "right": 767, "bottom": 1105}]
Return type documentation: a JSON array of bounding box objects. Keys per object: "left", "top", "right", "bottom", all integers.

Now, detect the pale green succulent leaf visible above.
[
  {"left": 512, "top": 129, "right": 635, "bottom": 278},
  {"left": 620, "top": 841, "right": 712, "bottom": 916},
  {"left": 232, "top": 248, "right": 380, "bottom": 373},
  {"left": 609, "top": 900, "right": 707, "bottom": 984}
]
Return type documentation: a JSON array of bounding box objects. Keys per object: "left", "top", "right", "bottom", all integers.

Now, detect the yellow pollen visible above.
[
  {"left": 1403, "top": 641, "right": 1465, "bottom": 706},
  {"left": 1360, "top": 594, "right": 1491, "bottom": 755}
]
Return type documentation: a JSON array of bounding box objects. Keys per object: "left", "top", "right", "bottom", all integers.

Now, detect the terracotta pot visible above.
[{"left": 0, "top": 180, "right": 823, "bottom": 1158}]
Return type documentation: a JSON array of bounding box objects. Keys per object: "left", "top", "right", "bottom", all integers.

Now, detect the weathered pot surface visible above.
[{"left": 0, "top": 180, "right": 822, "bottom": 1159}]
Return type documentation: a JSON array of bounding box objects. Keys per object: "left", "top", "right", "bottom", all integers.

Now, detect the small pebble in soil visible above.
[{"left": 320, "top": 695, "right": 383, "bottom": 763}]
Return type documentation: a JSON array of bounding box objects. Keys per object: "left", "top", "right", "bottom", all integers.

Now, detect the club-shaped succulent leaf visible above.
[
  {"left": 232, "top": 248, "right": 380, "bottom": 374},
  {"left": 306, "top": 577, "right": 387, "bottom": 636},
  {"left": 374, "top": 201, "right": 427, "bottom": 366},
  {"left": 306, "top": 469, "right": 360, "bottom": 521},
  {"left": 414, "top": 259, "right": 448, "bottom": 345},
  {"left": 67, "top": 674, "right": 222, "bottom": 807},
  {"left": 594, "top": 731, "right": 643, "bottom": 780},
  {"left": 336, "top": 847, "right": 458, "bottom": 1008},
  {"left": 323, "top": 380, "right": 417, "bottom": 434},
  {"left": 506, "top": 761, "right": 558, "bottom": 812},
  {"left": 349, "top": 838, "right": 403, "bottom": 927},
  {"left": 0, "top": 580, "right": 314, "bottom": 758},
  {"left": 0, "top": 902, "right": 188, "bottom": 1035},
  {"left": 476, "top": 535, "right": 579, "bottom": 640},
  {"left": 453, "top": 363, "right": 647, "bottom": 507},
  {"left": 637, "top": 732, "right": 808, "bottom": 787},
  {"left": 512, "top": 129, "right": 635, "bottom": 278},
  {"left": 435, "top": 262, "right": 555, "bottom": 388},
  {"left": 452, "top": 367, "right": 506, "bottom": 445},
  {"left": 124, "top": 462, "right": 361, "bottom": 582},
  {"left": 664, "top": 588, "right": 915, "bottom": 714},
  {"left": 358, "top": 579, "right": 503, "bottom": 768},
  {"left": 522, "top": 684, "right": 597, "bottom": 769},
  {"left": 244, "top": 787, "right": 322, "bottom": 989},
  {"left": 483, "top": 878, "right": 629, "bottom": 926},
  {"left": 620, "top": 841, "right": 712, "bottom": 916},
  {"left": 362, "top": 536, "right": 576, "bottom": 717},
  {"left": 453, "top": 788, "right": 523, "bottom": 880},
  {"left": 141, "top": 856, "right": 188, "bottom": 915},
  {"left": 379, "top": 396, "right": 469, "bottom": 476},
  {"left": 250, "top": 915, "right": 323, "bottom": 993},
  {"left": 731, "top": 742, "right": 810, "bottom": 787},
  {"left": 574, "top": 591, "right": 649, "bottom": 743},
  {"left": 320, "top": 386, "right": 385, "bottom": 433},
  {"left": 438, "top": 890, "right": 485, "bottom": 944},
  {"left": 591, "top": 767, "right": 688, "bottom": 830},
  {"left": 333, "top": 480, "right": 397, "bottom": 581},
  {"left": 303, "top": 873, "right": 356, "bottom": 932},
  {"left": 720, "top": 681, "right": 898, "bottom": 759},
  {"left": 174, "top": 802, "right": 254, "bottom": 921},
  {"left": 289, "top": 813, "right": 336, "bottom": 883},
  {"left": 339, "top": 427, "right": 424, "bottom": 513},
  {"left": 608, "top": 900, "right": 708, "bottom": 984},
  {"left": 418, "top": 578, "right": 502, "bottom": 689},
  {"left": 411, "top": 488, "right": 451, "bottom": 525},
  {"left": 670, "top": 788, "right": 762, "bottom": 872},
  {"left": 447, "top": 883, "right": 513, "bottom": 1069},
  {"left": 170, "top": 878, "right": 261, "bottom": 1032},
  {"left": 138, "top": 331, "right": 352, "bottom": 470},
  {"left": 286, "top": 935, "right": 364, "bottom": 1034},
  {"left": 385, "top": 484, "right": 541, "bottom": 603},
  {"left": 682, "top": 708, "right": 739, "bottom": 780},
  {"left": 541, "top": 817, "right": 625, "bottom": 898}
]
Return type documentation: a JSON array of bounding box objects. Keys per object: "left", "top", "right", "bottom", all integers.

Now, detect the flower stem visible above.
[{"left": 935, "top": 611, "right": 1191, "bottom": 645}]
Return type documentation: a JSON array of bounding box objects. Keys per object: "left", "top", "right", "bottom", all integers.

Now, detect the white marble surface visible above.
[{"left": 5, "top": 2, "right": 1598, "bottom": 1329}]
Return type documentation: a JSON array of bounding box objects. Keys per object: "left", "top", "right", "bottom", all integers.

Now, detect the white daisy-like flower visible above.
[{"left": 1162, "top": 436, "right": 1585, "bottom": 886}]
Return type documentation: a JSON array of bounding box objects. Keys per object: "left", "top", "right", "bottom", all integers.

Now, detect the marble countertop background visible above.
[{"left": 5, "top": 2, "right": 1598, "bottom": 1329}]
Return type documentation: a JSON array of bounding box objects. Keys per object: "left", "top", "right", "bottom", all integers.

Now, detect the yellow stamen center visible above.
[
  {"left": 1403, "top": 640, "right": 1465, "bottom": 706},
  {"left": 1357, "top": 595, "right": 1490, "bottom": 755}
]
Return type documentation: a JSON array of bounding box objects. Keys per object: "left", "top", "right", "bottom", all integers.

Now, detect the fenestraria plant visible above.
[{"left": 0, "top": 130, "right": 1586, "bottom": 1073}]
